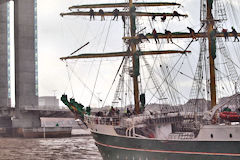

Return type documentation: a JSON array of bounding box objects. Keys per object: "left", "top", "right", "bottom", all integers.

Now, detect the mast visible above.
[
  {"left": 207, "top": 0, "right": 216, "bottom": 108},
  {"left": 60, "top": 1, "right": 190, "bottom": 113},
  {"left": 129, "top": 0, "right": 140, "bottom": 114}
]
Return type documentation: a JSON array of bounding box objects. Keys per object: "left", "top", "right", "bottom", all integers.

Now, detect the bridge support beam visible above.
[
  {"left": 14, "top": 0, "right": 40, "bottom": 128},
  {"left": 12, "top": 111, "right": 40, "bottom": 128},
  {"left": 0, "top": 117, "right": 12, "bottom": 128}
]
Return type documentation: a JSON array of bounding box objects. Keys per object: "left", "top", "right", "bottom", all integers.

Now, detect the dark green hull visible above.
[{"left": 92, "top": 131, "right": 240, "bottom": 160}]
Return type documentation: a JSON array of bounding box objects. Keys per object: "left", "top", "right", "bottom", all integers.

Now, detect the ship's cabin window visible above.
[
  {"left": 210, "top": 134, "right": 213, "bottom": 138},
  {"left": 230, "top": 133, "right": 232, "bottom": 138}
]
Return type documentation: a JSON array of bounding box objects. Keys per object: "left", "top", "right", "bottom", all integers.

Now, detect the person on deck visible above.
[
  {"left": 187, "top": 27, "right": 196, "bottom": 40},
  {"left": 152, "top": 28, "right": 160, "bottom": 44},
  {"left": 99, "top": 9, "right": 105, "bottom": 21},
  {"left": 127, "top": 108, "right": 131, "bottom": 117},
  {"left": 116, "top": 108, "right": 120, "bottom": 117},
  {"left": 232, "top": 27, "right": 239, "bottom": 42},
  {"left": 165, "top": 29, "right": 173, "bottom": 43},
  {"left": 222, "top": 28, "right": 229, "bottom": 41},
  {"left": 172, "top": 11, "right": 181, "bottom": 21},
  {"left": 108, "top": 106, "right": 116, "bottom": 117},
  {"left": 113, "top": 9, "right": 120, "bottom": 20},
  {"left": 89, "top": 8, "right": 95, "bottom": 21},
  {"left": 161, "top": 14, "right": 166, "bottom": 22}
]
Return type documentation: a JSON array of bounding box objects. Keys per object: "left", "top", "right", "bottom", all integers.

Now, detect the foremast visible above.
[
  {"left": 207, "top": 0, "right": 216, "bottom": 108},
  {"left": 129, "top": 0, "right": 140, "bottom": 113},
  {"left": 60, "top": 1, "right": 189, "bottom": 114}
]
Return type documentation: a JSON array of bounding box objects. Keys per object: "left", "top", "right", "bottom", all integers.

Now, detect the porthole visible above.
[
  {"left": 210, "top": 134, "right": 213, "bottom": 138},
  {"left": 230, "top": 133, "right": 232, "bottom": 138}
]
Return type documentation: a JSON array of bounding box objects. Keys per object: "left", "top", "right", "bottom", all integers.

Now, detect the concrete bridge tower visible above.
[
  {"left": 0, "top": 0, "right": 12, "bottom": 127},
  {"left": 12, "top": 0, "right": 40, "bottom": 128},
  {"left": 0, "top": 1, "right": 72, "bottom": 137}
]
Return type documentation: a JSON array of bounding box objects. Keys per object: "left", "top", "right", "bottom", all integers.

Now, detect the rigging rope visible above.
[
  {"left": 66, "top": 61, "right": 100, "bottom": 100},
  {"left": 146, "top": 54, "right": 186, "bottom": 104},
  {"left": 102, "top": 57, "right": 126, "bottom": 107},
  {"left": 65, "top": 62, "right": 75, "bottom": 97},
  {"left": 89, "top": 20, "right": 113, "bottom": 106}
]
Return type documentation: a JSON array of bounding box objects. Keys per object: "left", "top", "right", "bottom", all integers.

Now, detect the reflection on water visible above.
[{"left": 0, "top": 136, "right": 102, "bottom": 160}]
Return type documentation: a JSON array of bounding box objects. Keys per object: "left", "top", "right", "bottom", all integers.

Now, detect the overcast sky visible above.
[{"left": 35, "top": 0, "right": 240, "bottom": 107}]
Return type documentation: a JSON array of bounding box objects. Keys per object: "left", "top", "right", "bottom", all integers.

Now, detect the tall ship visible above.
[{"left": 60, "top": 0, "right": 240, "bottom": 159}]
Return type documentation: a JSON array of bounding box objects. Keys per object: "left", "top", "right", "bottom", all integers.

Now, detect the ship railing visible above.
[
  {"left": 85, "top": 115, "right": 120, "bottom": 126},
  {"left": 121, "top": 112, "right": 184, "bottom": 127},
  {"left": 85, "top": 112, "right": 185, "bottom": 127},
  {"left": 125, "top": 126, "right": 147, "bottom": 138},
  {"left": 168, "top": 132, "right": 195, "bottom": 140},
  {"left": 183, "top": 112, "right": 204, "bottom": 118}
]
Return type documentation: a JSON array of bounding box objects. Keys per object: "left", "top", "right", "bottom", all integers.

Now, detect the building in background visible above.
[{"left": 39, "top": 96, "right": 59, "bottom": 109}]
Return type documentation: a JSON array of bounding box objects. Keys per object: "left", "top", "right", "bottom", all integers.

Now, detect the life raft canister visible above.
[{"left": 220, "top": 111, "right": 240, "bottom": 122}]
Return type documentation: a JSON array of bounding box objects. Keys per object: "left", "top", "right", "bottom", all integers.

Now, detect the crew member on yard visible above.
[
  {"left": 161, "top": 14, "right": 166, "bottom": 22},
  {"left": 89, "top": 8, "right": 95, "bottom": 21},
  {"left": 232, "top": 27, "right": 239, "bottom": 42},
  {"left": 122, "top": 15, "right": 126, "bottom": 28},
  {"left": 99, "top": 9, "right": 105, "bottom": 21},
  {"left": 152, "top": 15, "right": 156, "bottom": 21},
  {"left": 138, "top": 33, "right": 150, "bottom": 43},
  {"left": 172, "top": 11, "right": 180, "bottom": 21},
  {"left": 165, "top": 29, "right": 173, "bottom": 43},
  {"left": 113, "top": 9, "right": 120, "bottom": 20},
  {"left": 187, "top": 27, "right": 196, "bottom": 40},
  {"left": 152, "top": 28, "right": 159, "bottom": 44},
  {"left": 222, "top": 28, "right": 229, "bottom": 41}
]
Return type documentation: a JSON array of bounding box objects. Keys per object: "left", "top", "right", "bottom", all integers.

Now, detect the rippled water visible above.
[{"left": 0, "top": 136, "right": 102, "bottom": 160}]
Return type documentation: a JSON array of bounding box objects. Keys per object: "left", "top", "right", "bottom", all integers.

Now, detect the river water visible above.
[{"left": 0, "top": 136, "right": 102, "bottom": 160}]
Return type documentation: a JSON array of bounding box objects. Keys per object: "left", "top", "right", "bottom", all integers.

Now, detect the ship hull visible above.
[{"left": 92, "top": 131, "right": 240, "bottom": 160}]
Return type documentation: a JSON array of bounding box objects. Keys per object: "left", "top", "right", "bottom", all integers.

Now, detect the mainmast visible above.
[{"left": 123, "top": 1, "right": 239, "bottom": 110}]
